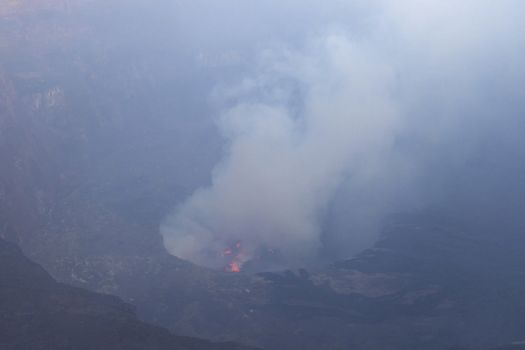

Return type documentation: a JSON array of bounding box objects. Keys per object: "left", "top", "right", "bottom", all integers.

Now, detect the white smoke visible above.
[
  {"left": 161, "top": 35, "right": 409, "bottom": 268},
  {"left": 161, "top": 0, "right": 525, "bottom": 269}
]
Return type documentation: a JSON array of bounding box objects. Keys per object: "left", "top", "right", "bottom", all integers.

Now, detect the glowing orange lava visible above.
[
  {"left": 223, "top": 241, "right": 243, "bottom": 273},
  {"left": 229, "top": 261, "right": 241, "bottom": 273}
]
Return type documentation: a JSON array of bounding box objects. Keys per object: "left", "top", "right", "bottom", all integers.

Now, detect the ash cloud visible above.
[{"left": 161, "top": 0, "right": 525, "bottom": 269}]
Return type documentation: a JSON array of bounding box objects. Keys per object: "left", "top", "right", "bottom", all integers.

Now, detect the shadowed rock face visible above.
[
  {"left": 2, "top": 2, "right": 525, "bottom": 350},
  {"left": 0, "top": 237, "right": 258, "bottom": 350}
]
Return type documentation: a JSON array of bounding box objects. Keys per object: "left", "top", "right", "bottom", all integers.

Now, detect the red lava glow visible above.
[
  {"left": 223, "top": 241, "right": 243, "bottom": 273},
  {"left": 229, "top": 261, "right": 241, "bottom": 273}
]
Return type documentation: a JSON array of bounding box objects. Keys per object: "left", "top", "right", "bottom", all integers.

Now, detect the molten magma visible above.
[
  {"left": 222, "top": 241, "right": 243, "bottom": 273},
  {"left": 229, "top": 261, "right": 241, "bottom": 273}
]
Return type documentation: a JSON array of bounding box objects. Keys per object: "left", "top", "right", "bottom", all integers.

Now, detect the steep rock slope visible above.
[{"left": 0, "top": 237, "right": 257, "bottom": 350}]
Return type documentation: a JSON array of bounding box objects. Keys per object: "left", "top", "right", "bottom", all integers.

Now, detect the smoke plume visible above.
[
  {"left": 161, "top": 0, "right": 525, "bottom": 269},
  {"left": 161, "top": 35, "right": 412, "bottom": 268}
]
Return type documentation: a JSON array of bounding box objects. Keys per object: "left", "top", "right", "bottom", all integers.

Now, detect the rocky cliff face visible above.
[
  {"left": 0, "top": 237, "right": 258, "bottom": 350},
  {"left": 0, "top": 0, "right": 218, "bottom": 259}
]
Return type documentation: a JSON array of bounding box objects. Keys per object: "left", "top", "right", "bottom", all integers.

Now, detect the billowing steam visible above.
[
  {"left": 161, "top": 0, "right": 525, "bottom": 270},
  {"left": 161, "top": 36, "right": 408, "bottom": 269}
]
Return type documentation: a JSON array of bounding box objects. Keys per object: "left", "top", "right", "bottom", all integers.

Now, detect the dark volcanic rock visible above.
[{"left": 0, "top": 237, "right": 257, "bottom": 350}]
